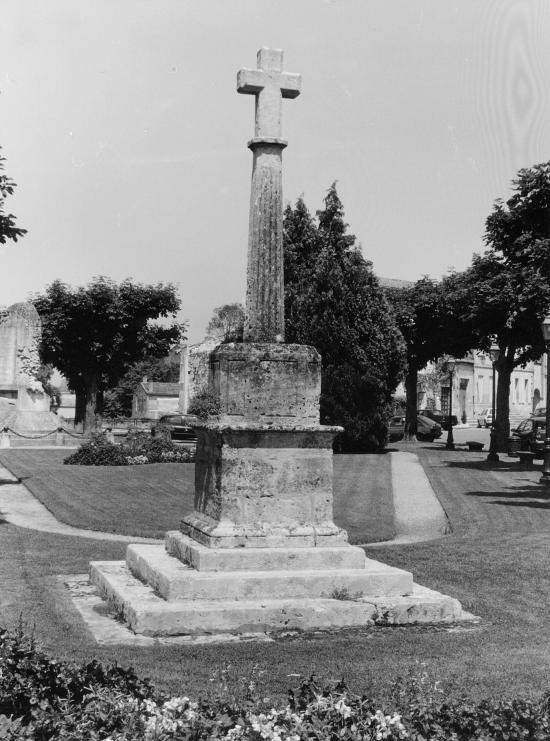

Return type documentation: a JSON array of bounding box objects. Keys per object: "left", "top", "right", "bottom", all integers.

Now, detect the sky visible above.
[{"left": 1, "top": 0, "right": 550, "bottom": 342}]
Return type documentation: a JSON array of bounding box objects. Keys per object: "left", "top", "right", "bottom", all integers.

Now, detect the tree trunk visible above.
[
  {"left": 74, "top": 388, "right": 86, "bottom": 433},
  {"left": 404, "top": 367, "right": 418, "bottom": 441},
  {"left": 495, "top": 355, "right": 513, "bottom": 452},
  {"left": 83, "top": 376, "right": 102, "bottom": 435}
]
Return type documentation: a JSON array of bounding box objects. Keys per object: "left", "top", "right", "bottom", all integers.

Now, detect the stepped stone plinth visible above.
[{"left": 88, "top": 47, "right": 474, "bottom": 640}]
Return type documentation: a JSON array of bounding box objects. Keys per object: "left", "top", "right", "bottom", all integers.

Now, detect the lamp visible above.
[
  {"left": 445, "top": 360, "right": 456, "bottom": 450},
  {"left": 487, "top": 346, "right": 500, "bottom": 462},
  {"left": 539, "top": 316, "right": 550, "bottom": 487}
]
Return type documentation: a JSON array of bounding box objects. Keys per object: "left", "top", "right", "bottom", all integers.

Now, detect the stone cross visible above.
[
  {"left": 238, "top": 48, "right": 301, "bottom": 342},
  {"left": 237, "top": 47, "right": 301, "bottom": 140}
]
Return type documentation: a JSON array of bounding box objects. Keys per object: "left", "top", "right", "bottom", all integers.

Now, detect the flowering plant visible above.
[{"left": 102, "top": 690, "right": 408, "bottom": 741}]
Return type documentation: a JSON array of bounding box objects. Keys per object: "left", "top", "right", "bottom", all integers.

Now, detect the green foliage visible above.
[
  {"left": 284, "top": 184, "right": 406, "bottom": 451},
  {"left": 33, "top": 277, "right": 184, "bottom": 433},
  {"left": 454, "top": 160, "right": 550, "bottom": 448},
  {"left": 0, "top": 147, "right": 26, "bottom": 245},
  {"left": 103, "top": 356, "right": 180, "bottom": 418},
  {"left": 188, "top": 388, "right": 221, "bottom": 419},
  {"left": 36, "top": 364, "right": 61, "bottom": 407},
  {"left": 64, "top": 431, "right": 195, "bottom": 466},
  {"left": 207, "top": 302, "right": 245, "bottom": 342},
  {"left": 0, "top": 624, "right": 159, "bottom": 734},
  {"left": 64, "top": 433, "right": 129, "bottom": 466},
  {"left": 2, "top": 627, "right": 550, "bottom": 740},
  {"left": 384, "top": 276, "right": 477, "bottom": 439}
]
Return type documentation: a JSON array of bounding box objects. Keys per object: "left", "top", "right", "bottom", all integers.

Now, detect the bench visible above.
[
  {"left": 466, "top": 440, "right": 484, "bottom": 452},
  {"left": 517, "top": 450, "right": 536, "bottom": 465}
]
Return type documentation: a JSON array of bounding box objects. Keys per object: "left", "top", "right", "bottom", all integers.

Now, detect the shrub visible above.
[
  {"left": 64, "top": 433, "right": 129, "bottom": 466},
  {"left": 0, "top": 624, "right": 159, "bottom": 731},
  {"left": 2, "top": 630, "right": 550, "bottom": 740},
  {"left": 64, "top": 431, "right": 195, "bottom": 466},
  {"left": 188, "top": 389, "right": 221, "bottom": 420}
]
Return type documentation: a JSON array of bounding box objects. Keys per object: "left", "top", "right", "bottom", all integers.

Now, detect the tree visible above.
[
  {"left": 206, "top": 303, "right": 245, "bottom": 342},
  {"left": 0, "top": 147, "right": 26, "bottom": 244},
  {"left": 283, "top": 184, "right": 406, "bottom": 450},
  {"left": 103, "top": 356, "right": 179, "bottom": 418},
  {"left": 33, "top": 277, "right": 183, "bottom": 432},
  {"left": 385, "top": 275, "right": 476, "bottom": 440},
  {"left": 454, "top": 166, "right": 550, "bottom": 451}
]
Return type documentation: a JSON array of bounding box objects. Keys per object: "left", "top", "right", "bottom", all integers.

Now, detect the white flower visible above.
[{"left": 333, "top": 698, "right": 351, "bottom": 719}]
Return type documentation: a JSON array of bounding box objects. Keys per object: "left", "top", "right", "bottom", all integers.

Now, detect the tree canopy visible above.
[
  {"left": 206, "top": 303, "right": 244, "bottom": 342},
  {"left": 0, "top": 147, "right": 26, "bottom": 245},
  {"left": 283, "top": 184, "right": 406, "bottom": 450},
  {"left": 453, "top": 161, "right": 550, "bottom": 449},
  {"left": 34, "top": 277, "right": 183, "bottom": 432},
  {"left": 103, "top": 356, "right": 180, "bottom": 418},
  {"left": 385, "top": 275, "right": 477, "bottom": 439}
]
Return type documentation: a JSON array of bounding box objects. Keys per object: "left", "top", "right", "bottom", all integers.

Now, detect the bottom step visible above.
[{"left": 89, "top": 561, "right": 472, "bottom": 637}]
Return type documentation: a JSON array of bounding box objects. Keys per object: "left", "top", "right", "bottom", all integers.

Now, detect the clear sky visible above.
[{"left": 1, "top": 0, "right": 550, "bottom": 342}]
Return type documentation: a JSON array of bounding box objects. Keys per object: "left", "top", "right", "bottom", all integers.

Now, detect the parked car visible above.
[
  {"left": 418, "top": 408, "right": 458, "bottom": 431},
  {"left": 476, "top": 408, "right": 493, "bottom": 428},
  {"left": 511, "top": 414, "right": 546, "bottom": 457},
  {"left": 153, "top": 413, "right": 199, "bottom": 443},
  {"left": 388, "top": 414, "right": 443, "bottom": 443}
]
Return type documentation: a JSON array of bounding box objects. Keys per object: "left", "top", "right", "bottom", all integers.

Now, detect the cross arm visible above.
[{"left": 237, "top": 68, "right": 301, "bottom": 98}]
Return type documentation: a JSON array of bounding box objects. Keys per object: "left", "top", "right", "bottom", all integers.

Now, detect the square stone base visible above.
[{"left": 184, "top": 422, "right": 345, "bottom": 548}]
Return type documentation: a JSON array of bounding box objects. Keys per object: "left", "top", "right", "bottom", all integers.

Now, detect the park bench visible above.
[
  {"left": 466, "top": 440, "right": 484, "bottom": 452},
  {"left": 517, "top": 450, "right": 536, "bottom": 465}
]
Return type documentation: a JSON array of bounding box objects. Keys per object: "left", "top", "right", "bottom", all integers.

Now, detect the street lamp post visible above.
[
  {"left": 446, "top": 361, "right": 455, "bottom": 450},
  {"left": 487, "top": 347, "right": 500, "bottom": 462},
  {"left": 539, "top": 316, "right": 550, "bottom": 487}
]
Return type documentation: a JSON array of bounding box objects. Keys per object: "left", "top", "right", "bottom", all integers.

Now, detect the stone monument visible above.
[
  {"left": 89, "top": 49, "right": 469, "bottom": 636},
  {"left": 0, "top": 302, "right": 58, "bottom": 435}
]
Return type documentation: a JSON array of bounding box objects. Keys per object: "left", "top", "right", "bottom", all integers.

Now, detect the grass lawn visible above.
[
  {"left": 1, "top": 445, "right": 549, "bottom": 705},
  {"left": 0, "top": 449, "right": 395, "bottom": 543}
]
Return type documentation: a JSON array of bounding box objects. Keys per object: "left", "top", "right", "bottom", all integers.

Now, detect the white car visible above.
[{"left": 476, "top": 408, "right": 493, "bottom": 428}]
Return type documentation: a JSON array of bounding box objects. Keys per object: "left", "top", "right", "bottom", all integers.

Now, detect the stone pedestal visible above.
[
  {"left": 181, "top": 343, "right": 345, "bottom": 548},
  {"left": 0, "top": 386, "right": 59, "bottom": 440},
  {"left": 89, "top": 342, "right": 472, "bottom": 636}
]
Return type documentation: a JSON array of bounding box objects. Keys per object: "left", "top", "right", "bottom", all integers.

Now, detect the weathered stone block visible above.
[
  {"left": 165, "top": 531, "right": 365, "bottom": 571},
  {"left": 125, "top": 544, "right": 412, "bottom": 602},
  {"left": 210, "top": 343, "right": 321, "bottom": 424},
  {"left": 182, "top": 422, "right": 345, "bottom": 548}
]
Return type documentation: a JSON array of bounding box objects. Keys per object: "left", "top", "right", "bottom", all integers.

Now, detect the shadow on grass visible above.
[
  {"left": 465, "top": 487, "right": 550, "bottom": 502},
  {"left": 439, "top": 458, "right": 538, "bottom": 472},
  {"left": 491, "top": 499, "right": 550, "bottom": 509}
]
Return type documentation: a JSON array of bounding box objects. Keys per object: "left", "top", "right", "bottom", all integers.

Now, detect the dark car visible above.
[
  {"left": 418, "top": 409, "right": 458, "bottom": 431},
  {"left": 154, "top": 413, "right": 199, "bottom": 443},
  {"left": 389, "top": 414, "right": 442, "bottom": 443},
  {"left": 511, "top": 414, "right": 546, "bottom": 457}
]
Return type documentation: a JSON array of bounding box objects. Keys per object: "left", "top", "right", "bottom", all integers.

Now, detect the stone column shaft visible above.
[{"left": 244, "top": 140, "right": 286, "bottom": 343}]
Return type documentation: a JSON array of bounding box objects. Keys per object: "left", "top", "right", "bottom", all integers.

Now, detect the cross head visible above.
[{"left": 237, "top": 47, "right": 301, "bottom": 140}]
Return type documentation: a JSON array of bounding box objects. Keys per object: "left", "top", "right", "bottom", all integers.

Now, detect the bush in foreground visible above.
[
  {"left": 1, "top": 627, "right": 550, "bottom": 740},
  {"left": 64, "top": 432, "right": 195, "bottom": 466}
]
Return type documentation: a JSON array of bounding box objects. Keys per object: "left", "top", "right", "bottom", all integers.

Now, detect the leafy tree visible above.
[
  {"left": 0, "top": 147, "right": 26, "bottom": 244},
  {"left": 33, "top": 277, "right": 183, "bottom": 432},
  {"left": 283, "top": 184, "right": 406, "bottom": 450},
  {"left": 454, "top": 162, "right": 550, "bottom": 450},
  {"left": 36, "top": 364, "right": 62, "bottom": 408},
  {"left": 103, "top": 356, "right": 179, "bottom": 418},
  {"left": 206, "top": 303, "right": 245, "bottom": 342},
  {"left": 385, "top": 275, "right": 476, "bottom": 440}
]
